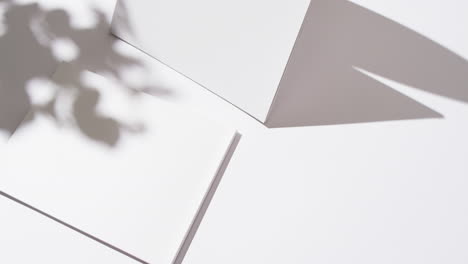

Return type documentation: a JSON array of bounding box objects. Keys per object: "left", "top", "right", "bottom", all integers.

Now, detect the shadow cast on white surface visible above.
[
  {"left": 173, "top": 132, "right": 241, "bottom": 264},
  {"left": 266, "top": 0, "right": 468, "bottom": 128},
  {"left": 0, "top": 0, "right": 168, "bottom": 146},
  {"left": 0, "top": 190, "right": 148, "bottom": 264},
  {"left": 0, "top": 132, "right": 242, "bottom": 264}
]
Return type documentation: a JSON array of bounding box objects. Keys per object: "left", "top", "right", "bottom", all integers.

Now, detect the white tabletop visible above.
[
  {"left": 1, "top": 0, "right": 467, "bottom": 263},
  {"left": 0, "top": 194, "right": 139, "bottom": 264}
]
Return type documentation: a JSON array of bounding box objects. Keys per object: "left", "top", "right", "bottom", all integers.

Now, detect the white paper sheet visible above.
[
  {"left": 0, "top": 63, "right": 238, "bottom": 263},
  {"left": 0, "top": 194, "right": 138, "bottom": 264},
  {"left": 180, "top": 0, "right": 468, "bottom": 262},
  {"left": 111, "top": 0, "right": 311, "bottom": 122}
]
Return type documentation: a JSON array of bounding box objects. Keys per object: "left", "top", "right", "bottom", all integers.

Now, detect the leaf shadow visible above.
[{"left": 0, "top": 0, "right": 170, "bottom": 146}]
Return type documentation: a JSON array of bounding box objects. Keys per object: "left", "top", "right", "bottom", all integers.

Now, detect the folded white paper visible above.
[
  {"left": 1, "top": 64, "right": 238, "bottom": 263},
  {"left": 112, "top": 0, "right": 311, "bottom": 122}
]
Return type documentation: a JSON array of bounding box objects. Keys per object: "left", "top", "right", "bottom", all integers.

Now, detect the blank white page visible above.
[
  {"left": 112, "top": 0, "right": 311, "bottom": 122},
  {"left": 0, "top": 194, "right": 139, "bottom": 264},
  {"left": 1, "top": 64, "right": 237, "bottom": 263}
]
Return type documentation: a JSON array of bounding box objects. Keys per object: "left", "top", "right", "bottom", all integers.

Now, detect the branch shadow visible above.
[
  {"left": 266, "top": 0, "right": 468, "bottom": 128},
  {"left": 0, "top": 0, "right": 168, "bottom": 146}
]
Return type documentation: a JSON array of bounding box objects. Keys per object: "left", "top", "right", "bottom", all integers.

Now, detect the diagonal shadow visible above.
[
  {"left": 0, "top": 190, "right": 149, "bottom": 263},
  {"left": 0, "top": 0, "right": 169, "bottom": 146},
  {"left": 266, "top": 0, "right": 468, "bottom": 128}
]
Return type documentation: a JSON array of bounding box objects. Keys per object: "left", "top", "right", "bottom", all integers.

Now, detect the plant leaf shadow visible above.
[
  {"left": 0, "top": 0, "right": 170, "bottom": 146},
  {"left": 266, "top": 0, "right": 468, "bottom": 128}
]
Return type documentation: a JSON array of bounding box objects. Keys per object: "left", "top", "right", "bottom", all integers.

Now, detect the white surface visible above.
[
  {"left": 0, "top": 131, "right": 9, "bottom": 167},
  {"left": 1, "top": 64, "right": 237, "bottom": 264},
  {"left": 1, "top": 0, "right": 468, "bottom": 263},
  {"left": 0, "top": 194, "right": 138, "bottom": 264},
  {"left": 112, "top": 0, "right": 311, "bottom": 122},
  {"left": 180, "top": 0, "right": 468, "bottom": 263},
  {"left": 186, "top": 83, "right": 468, "bottom": 264}
]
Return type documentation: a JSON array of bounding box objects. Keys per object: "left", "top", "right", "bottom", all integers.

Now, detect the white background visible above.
[
  {"left": 0, "top": 194, "right": 138, "bottom": 263},
  {"left": 1, "top": 0, "right": 468, "bottom": 263},
  {"left": 182, "top": 0, "right": 468, "bottom": 263}
]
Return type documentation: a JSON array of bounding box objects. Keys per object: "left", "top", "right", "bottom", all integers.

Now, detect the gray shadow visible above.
[
  {"left": 0, "top": 2, "right": 56, "bottom": 135},
  {"left": 0, "top": 0, "right": 168, "bottom": 146},
  {"left": 0, "top": 132, "right": 242, "bottom": 264},
  {"left": 173, "top": 132, "right": 242, "bottom": 264},
  {"left": 110, "top": 0, "right": 134, "bottom": 40},
  {"left": 0, "top": 190, "right": 149, "bottom": 264},
  {"left": 266, "top": 0, "right": 468, "bottom": 128}
]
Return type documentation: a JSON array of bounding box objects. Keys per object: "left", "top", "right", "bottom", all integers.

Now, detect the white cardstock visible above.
[
  {"left": 0, "top": 63, "right": 238, "bottom": 263},
  {"left": 111, "top": 0, "right": 311, "bottom": 122}
]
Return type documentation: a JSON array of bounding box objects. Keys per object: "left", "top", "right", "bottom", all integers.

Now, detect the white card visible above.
[
  {"left": 0, "top": 194, "right": 139, "bottom": 264},
  {"left": 111, "top": 0, "right": 311, "bottom": 122},
  {"left": 1, "top": 64, "right": 238, "bottom": 263}
]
